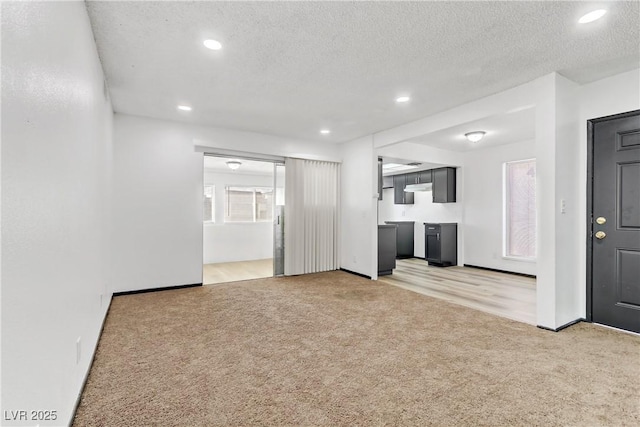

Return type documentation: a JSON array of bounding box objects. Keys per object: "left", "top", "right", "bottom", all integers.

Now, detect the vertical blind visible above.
[{"left": 284, "top": 158, "right": 340, "bottom": 275}]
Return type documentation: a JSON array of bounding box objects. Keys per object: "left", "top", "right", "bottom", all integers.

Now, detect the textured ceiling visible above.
[{"left": 86, "top": 1, "right": 640, "bottom": 144}]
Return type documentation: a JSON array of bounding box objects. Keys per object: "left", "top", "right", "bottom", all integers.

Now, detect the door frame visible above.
[
  {"left": 585, "top": 109, "right": 640, "bottom": 321},
  {"left": 201, "top": 151, "right": 285, "bottom": 283}
]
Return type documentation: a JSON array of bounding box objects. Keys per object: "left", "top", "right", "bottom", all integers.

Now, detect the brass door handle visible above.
[{"left": 595, "top": 231, "right": 606, "bottom": 240}]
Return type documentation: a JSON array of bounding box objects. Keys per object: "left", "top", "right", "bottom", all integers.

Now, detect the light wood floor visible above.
[
  {"left": 378, "top": 258, "right": 536, "bottom": 325},
  {"left": 203, "top": 258, "right": 273, "bottom": 285}
]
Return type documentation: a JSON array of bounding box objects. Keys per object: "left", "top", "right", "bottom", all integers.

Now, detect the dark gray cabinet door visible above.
[
  {"left": 425, "top": 228, "right": 441, "bottom": 262},
  {"left": 590, "top": 110, "right": 640, "bottom": 333},
  {"left": 418, "top": 170, "right": 432, "bottom": 184},
  {"left": 378, "top": 225, "right": 397, "bottom": 275},
  {"left": 378, "top": 158, "right": 383, "bottom": 201},
  {"left": 432, "top": 167, "right": 456, "bottom": 203},
  {"left": 405, "top": 172, "right": 419, "bottom": 185},
  {"left": 424, "top": 223, "right": 457, "bottom": 266},
  {"left": 393, "top": 175, "right": 414, "bottom": 204},
  {"left": 385, "top": 221, "right": 414, "bottom": 258}
]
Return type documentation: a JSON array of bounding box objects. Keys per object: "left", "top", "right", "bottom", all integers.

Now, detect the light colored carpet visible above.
[{"left": 74, "top": 271, "right": 639, "bottom": 426}]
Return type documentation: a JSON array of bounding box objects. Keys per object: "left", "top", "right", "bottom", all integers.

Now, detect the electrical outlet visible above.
[
  {"left": 560, "top": 199, "right": 566, "bottom": 214},
  {"left": 353, "top": 256, "right": 357, "bottom": 264},
  {"left": 76, "top": 337, "right": 81, "bottom": 365}
]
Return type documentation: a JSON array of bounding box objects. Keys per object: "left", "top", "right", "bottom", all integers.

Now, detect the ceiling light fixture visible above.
[
  {"left": 203, "top": 39, "right": 223, "bottom": 50},
  {"left": 226, "top": 161, "right": 242, "bottom": 170},
  {"left": 177, "top": 105, "right": 192, "bottom": 111},
  {"left": 382, "top": 163, "right": 419, "bottom": 172},
  {"left": 578, "top": 9, "right": 607, "bottom": 24},
  {"left": 396, "top": 96, "right": 411, "bottom": 103},
  {"left": 320, "top": 129, "right": 331, "bottom": 135},
  {"left": 465, "top": 131, "right": 486, "bottom": 143}
]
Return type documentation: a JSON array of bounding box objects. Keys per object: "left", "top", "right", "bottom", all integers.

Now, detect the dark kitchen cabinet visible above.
[
  {"left": 405, "top": 172, "right": 419, "bottom": 185},
  {"left": 432, "top": 167, "right": 456, "bottom": 203},
  {"left": 385, "top": 221, "right": 414, "bottom": 258},
  {"left": 418, "top": 170, "right": 432, "bottom": 184},
  {"left": 378, "top": 158, "right": 383, "bottom": 201},
  {"left": 424, "top": 223, "right": 457, "bottom": 267},
  {"left": 393, "top": 175, "right": 414, "bottom": 204},
  {"left": 378, "top": 225, "right": 397, "bottom": 275}
]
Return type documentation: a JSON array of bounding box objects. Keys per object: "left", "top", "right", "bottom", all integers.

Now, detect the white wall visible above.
[
  {"left": 377, "top": 142, "right": 464, "bottom": 168},
  {"left": 113, "top": 114, "right": 340, "bottom": 292},
  {"left": 463, "top": 140, "right": 536, "bottom": 275},
  {"left": 112, "top": 114, "right": 203, "bottom": 292},
  {"left": 194, "top": 126, "right": 341, "bottom": 162},
  {"left": 378, "top": 170, "right": 464, "bottom": 262},
  {"left": 340, "top": 136, "right": 378, "bottom": 278},
  {"left": 552, "top": 74, "right": 581, "bottom": 327},
  {"left": 203, "top": 170, "right": 273, "bottom": 264},
  {"left": 1, "top": 2, "right": 113, "bottom": 425}
]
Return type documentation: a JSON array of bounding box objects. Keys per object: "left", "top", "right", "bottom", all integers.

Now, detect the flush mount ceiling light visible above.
[
  {"left": 203, "top": 39, "right": 223, "bottom": 50},
  {"left": 177, "top": 105, "right": 192, "bottom": 111},
  {"left": 226, "top": 161, "right": 242, "bottom": 170},
  {"left": 395, "top": 96, "right": 411, "bottom": 103},
  {"left": 465, "top": 131, "right": 486, "bottom": 143},
  {"left": 578, "top": 9, "right": 607, "bottom": 24},
  {"left": 382, "top": 163, "right": 419, "bottom": 172},
  {"left": 320, "top": 129, "right": 331, "bottom": 135}
]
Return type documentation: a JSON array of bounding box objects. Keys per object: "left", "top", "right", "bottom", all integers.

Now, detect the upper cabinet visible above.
[
  {"left": 418, "top": 170, "right": 432, "bottom": 184},
  {"left": 405, "top": 172, "right": 419, "bottom": 185},
  {"left": 432, "top": 167, "right": 456, "bottom": 203},
  {"left": 387, "top": 167, "right": 455, "bottom": 204},
  {"left": 377, "top": 158, "right": 383, "bottom": 201},
  {"left": 393, "top": 175, "right": 414, "bottom": 204}
]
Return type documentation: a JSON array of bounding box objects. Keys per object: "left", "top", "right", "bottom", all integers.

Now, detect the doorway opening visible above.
[
  {"left": 374, "top": 106, "right": 538, "bottom": 325},
  {"left": 202, "top": 155, "right": 285, "bottom": 285}
]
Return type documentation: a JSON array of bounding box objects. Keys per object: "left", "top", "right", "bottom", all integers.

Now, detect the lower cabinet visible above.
[
  {"left": 385, "top": 221, "right": 414, "bottom": 258},
  {"left": 424, "top": 223, "right": 457, "bottom": 267},
  {"left": 378, "top": 225, "right": 397, "bottom": 275}
]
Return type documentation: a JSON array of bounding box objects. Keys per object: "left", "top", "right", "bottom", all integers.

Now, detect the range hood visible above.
[{"left": 404, "top": 183, "right": 432, "bottom": 192}]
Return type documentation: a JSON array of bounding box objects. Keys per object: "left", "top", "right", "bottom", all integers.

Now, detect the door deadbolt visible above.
[
  {"left": 595, "top": 231, "right": 606, "bottom": 240},
  {"left": 595, "top": 216, "right": 607, "bottom": 225}
]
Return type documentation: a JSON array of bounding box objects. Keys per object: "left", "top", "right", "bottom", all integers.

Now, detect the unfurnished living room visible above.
[{"left": 1, "top": 1, "right": 639, "bottom": 426}]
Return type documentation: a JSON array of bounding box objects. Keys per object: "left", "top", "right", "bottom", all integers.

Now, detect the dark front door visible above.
[{"left": 589, "top": 110, "right": 640, "bottom": 333}]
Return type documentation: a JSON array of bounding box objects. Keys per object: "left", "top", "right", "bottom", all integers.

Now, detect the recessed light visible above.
[
  {"left": 320, "top": 129, "right": 331, "bottom": 135},
  {"left": 578, "top": 9, "right": 607, "bottom": 24},
  {"left": 396, "top": 96, "right": 411, "bottom": 103},
  {"left": 465, "top": 131, "right": 486, "bottom": 143},
  {"left": 177, "top": 105, "right": 192, "bottom": 111},
  {"left": 203, "top": 39, "right": 223, "bottom": 50}
]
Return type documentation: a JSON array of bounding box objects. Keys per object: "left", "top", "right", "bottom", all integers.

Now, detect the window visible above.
[
  {"left": 225, "top": 186, "right": 273, "bottom": 223},
  {"left": 504, "top": 159, "right": 536, "bottom": 259},
  {"left": 203, "top": 185, "right": 215, "bottom": 222}
]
